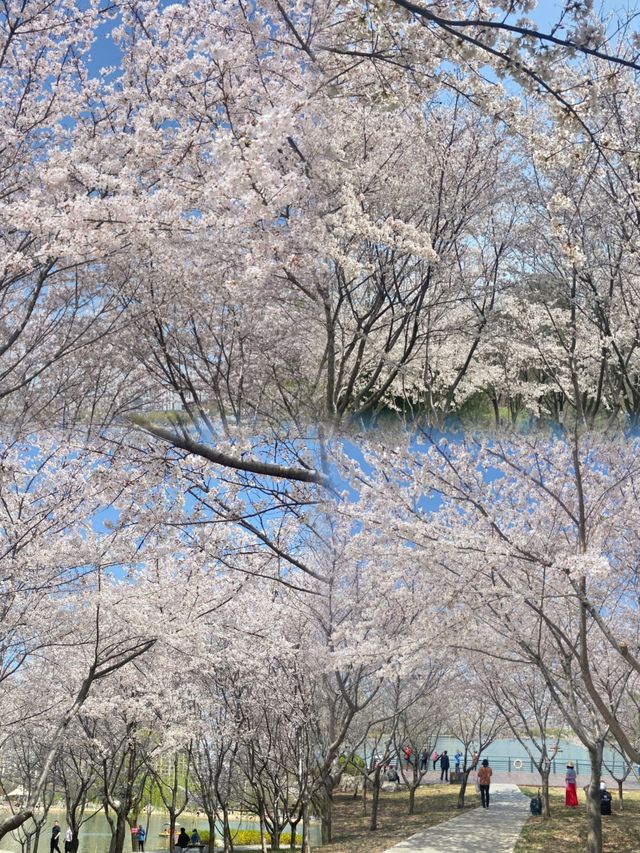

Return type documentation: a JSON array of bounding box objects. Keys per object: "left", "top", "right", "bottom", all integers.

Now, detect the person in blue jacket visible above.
[{"left": 454, "top": 750, "right": 462, "bottom": 772}]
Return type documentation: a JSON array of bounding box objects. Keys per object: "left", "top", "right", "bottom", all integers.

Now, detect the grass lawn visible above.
[
  {"left": 515, "top": 787, "right": 640, "bottom": 852},
  {"left": 319, "top": 784, "right": 468, "bottom": 853}
]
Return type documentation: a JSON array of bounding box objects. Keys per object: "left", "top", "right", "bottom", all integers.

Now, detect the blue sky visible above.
[{"left": 86, "top": 0, "right": 627, "bottom": 76}]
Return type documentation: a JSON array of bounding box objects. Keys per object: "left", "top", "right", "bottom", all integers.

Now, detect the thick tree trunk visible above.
[
  {"left": 169, "top": 816, "right": 177, "bottom": 853},
  {"left": 222, "top": 806, "right": 232, "bottom": 853},
  {"left": 301, "top": 800, "right": 311, "bottom": 853},
  {"left": 128, "top": 816, "right": 139, "bottom": 852},
  {"left": 271, "top": 802, "right": 281, "bottom": 851},
  {"left": 585, "top": 745, "right": 603, "bottom": 853},
  {"left": 408, "top": 784, "right": 417, "bottom": 816},
  {"left": 457, "top": 768, "right": 472, "bottom": 809},
  {"left": 69, "top": 815, "right": 81, "bottom": 853},
  {"left": 540, "top": 768, "right": 551, "bottom": 819},
  {"left": 369, "top": 766, "right": 382, "bottom": 831},
  {"left": 318, "top": 781, "right": 333, "bottom": 844},
  {"left": 108, "top": 813, "right": 128, "bottom": 853},
  {"left": 259, "top": 808, "right": 268, "bottom": 853},
  {"left": 204, "top": 810, "right": 216, "bottom": 853},
  {"left": 70, "top": 830, "right": 80, "bottom": 853}
]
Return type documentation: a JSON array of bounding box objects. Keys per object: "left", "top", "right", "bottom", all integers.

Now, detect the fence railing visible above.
[
  {"left": 475, "top": 756, "right": 581, "bottom": 775},
  {"left": 376, "top": 752, "right": 639, "bottom": 780}
]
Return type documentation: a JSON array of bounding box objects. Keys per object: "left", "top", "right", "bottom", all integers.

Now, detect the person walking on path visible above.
[
  {"left": 478, "top": 758, "right": 493, "bottom": 808},
  {"left": 51, "top": 822, "right": 62, "bottom": 853},
  {"left": 431, "top": 749, "right": 440, "bottom": 770},
  {"left": 137, "top": 826, "right": 146, "bottom": 852},
  {"left": 440, "top": 750, "right": 450, "bottom": 782},
  {"left": 64, "top": 828, "right": 73, "bottom": 853},
  {"left": 177, "top": 828, "right": 191, "bottom": 852},
  {"left": 565, "top": 762, "right": 579, "bottom": 807}
]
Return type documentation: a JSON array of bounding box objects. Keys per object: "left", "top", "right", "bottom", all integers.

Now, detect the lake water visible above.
[
  {"left": 0, "top": 809, "right": 321, "bottom": 853},
  {"left": 426, "top": 736, "right": 630, "bottom": 778}
]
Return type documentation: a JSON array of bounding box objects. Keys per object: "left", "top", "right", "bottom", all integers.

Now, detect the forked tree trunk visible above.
[
  {"left": 289, "top": 815, "right": 300, "bottom": 849},
  {"left": 108, "top": 813, "right": 128, "bottom": 853}
]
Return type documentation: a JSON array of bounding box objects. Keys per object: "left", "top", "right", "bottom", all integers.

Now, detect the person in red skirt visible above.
[{"left": 565, "top": 762, "right": 579, "bottom": 807}]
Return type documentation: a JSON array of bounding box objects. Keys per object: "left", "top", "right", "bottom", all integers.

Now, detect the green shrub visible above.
[
  {"left": 196, "top": 828, "right": 301, "bottom": 847},
  {"left": 227, "top": 829, "right": 301, "bottom": 846},
  {"left": 339, "top": 753, "right": 366, "bottom": 775}
]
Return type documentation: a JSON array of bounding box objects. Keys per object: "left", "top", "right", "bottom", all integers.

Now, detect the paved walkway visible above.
[{"left": 383, "top": 784, "right": 530, "bottom": 853}]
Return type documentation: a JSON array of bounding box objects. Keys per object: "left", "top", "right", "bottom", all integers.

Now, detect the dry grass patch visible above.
[
  {"left": 319, "top": 783, "right": 469, "bottom": 853},
  {"left": 515, "top": 786, "right": 640, "bottom": 852}
]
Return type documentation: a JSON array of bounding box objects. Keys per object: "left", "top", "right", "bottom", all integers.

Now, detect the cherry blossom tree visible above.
[
  {"left": 0, "top": 439, "right": 158, "bottom": 842},
  {"left": 481, "top": 660, "right": 565, "bottom": 817},
  {"left": 341, "top": 429, "right": 640, "bottom": 852}
]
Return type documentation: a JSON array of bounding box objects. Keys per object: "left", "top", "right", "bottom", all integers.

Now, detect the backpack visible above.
[{"left": 530, "top": 796, "right": 542, "bottom": 815}]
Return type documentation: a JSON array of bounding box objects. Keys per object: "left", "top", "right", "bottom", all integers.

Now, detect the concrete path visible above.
[{"left": 383, "top": 784, "right": 530, "bottom": 853}]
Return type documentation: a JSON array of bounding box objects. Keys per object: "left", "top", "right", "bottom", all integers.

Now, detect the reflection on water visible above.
[{"left": 0, "top": 810, "right": 320, "bottom": 853}]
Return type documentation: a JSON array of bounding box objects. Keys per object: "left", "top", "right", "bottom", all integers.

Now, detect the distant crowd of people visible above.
[
  {"left": 370, "top": 744, "right": 480, "bottom": 781},
  {"left": 425, "top": 749, "right": 465, "bottom": 781}
]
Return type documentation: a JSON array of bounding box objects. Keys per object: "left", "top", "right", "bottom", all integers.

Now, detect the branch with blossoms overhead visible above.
[{"left": 390, "top": 0, "right": 640, "bottom": 72}]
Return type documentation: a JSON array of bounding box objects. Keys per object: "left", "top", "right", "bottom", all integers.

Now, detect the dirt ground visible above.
[{"left": 515, "top": 786, "right": 640, "bottom": 852}]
